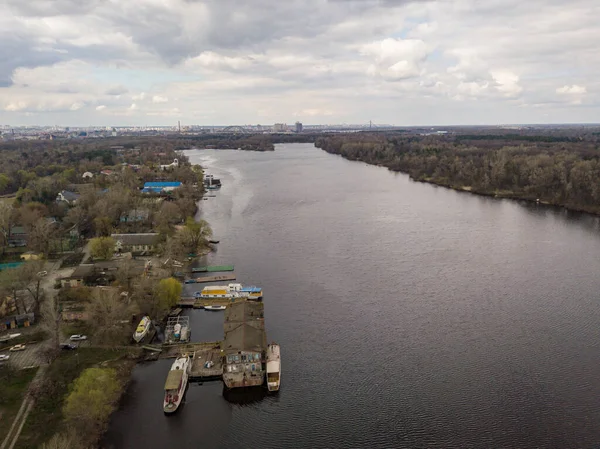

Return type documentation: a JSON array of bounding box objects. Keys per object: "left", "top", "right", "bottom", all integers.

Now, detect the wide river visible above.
[{"left": 105, "top": 143, "right": 600, "bottom": 448}]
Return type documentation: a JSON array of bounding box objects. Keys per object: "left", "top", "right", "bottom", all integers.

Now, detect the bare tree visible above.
[
  {"left": 40, "top": 292, "right": 61, "bottom": 354},
  {"left": 86, "top": 288, "right": 133, "bottom": 345}
]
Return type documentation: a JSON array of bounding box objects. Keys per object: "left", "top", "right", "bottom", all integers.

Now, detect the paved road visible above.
[{"left": 0, "top": 343, "right": 48, "bottom": 369}]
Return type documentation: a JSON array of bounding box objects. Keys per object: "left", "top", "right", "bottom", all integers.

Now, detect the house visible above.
[
  {"left": 60, "top": 265, "right": 93, "bottom": 288},
  {"left": 100, "top": 169, "right": 114, "bottom": 176},
  {"left": 160, "top": 159, "right": 179, "bottom": 170},
  {"left": 222, "top": 302, "right": 267, "bottom": 389},
  {"left": 111, "top": 233, "right": 159, "bottom": 253},
  {"left": 120, "top": 208, "right": 150, "bottom": 223},
  {"left": 7, "top": 226, "right": 27, "bottom": 247},
  {"left": 141, "top": 182, "right": 181, "bottom": 194},
  {"left": 1, "top": 312, "right": 35, "bottom": 331},
  {"left": 56, "top": 190, "right": 80, "bottom": 205}
]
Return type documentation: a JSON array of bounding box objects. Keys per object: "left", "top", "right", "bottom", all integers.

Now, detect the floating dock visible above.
[
  {"left": 187, "top": 274, "right": 236, "bottom": 284},
  {"left": 189, "top": 348, "right": 224, "bottom": 380},
  {"left": 192, "top": 265, "right": 235, "bottom": 273}
]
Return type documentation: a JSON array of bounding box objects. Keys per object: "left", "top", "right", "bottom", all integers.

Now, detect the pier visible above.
[
  {"left": 192, "top": 265, "right": 235, "bottom": 273},
  {"left": 187, "top": 274, "right": 237, "bottom": 283},
  {"left": 189, "top": 348, "right": 224, "bottom": 380}
]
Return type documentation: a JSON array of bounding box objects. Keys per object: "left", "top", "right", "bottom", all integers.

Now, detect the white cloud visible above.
[
  {"left": 556, "top": 85, "right": 587, "bottom": 94},
  {"left": 1, "top": 0, "right": 600, "bottom": 125},
  {"left": 152, "top": 95, "right": 168, "bottom": 104}
]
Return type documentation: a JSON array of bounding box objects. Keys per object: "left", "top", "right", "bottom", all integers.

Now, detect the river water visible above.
[{"left": 105, "top": 143, "right": 600, "bottom": 448}]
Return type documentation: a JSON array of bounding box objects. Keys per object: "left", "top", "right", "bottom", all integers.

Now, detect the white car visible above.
[
  {"left": 37, "top": 271, "right": 48, "bottom": 277},
  {"left": 69, "top": 335, "right": 87, "bottom": 341},
  {"left": 9, "top": 344, "right": 26, "bottom": 352},
  {"left": 0, "top": 354, "right": 9, "bottom": 361}
]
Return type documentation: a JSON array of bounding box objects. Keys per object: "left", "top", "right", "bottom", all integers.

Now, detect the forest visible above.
[{"left": 315, "top": 131, "right": 600, "bottom": 215}]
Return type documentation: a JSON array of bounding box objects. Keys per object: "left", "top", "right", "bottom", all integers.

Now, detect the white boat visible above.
[
  {"left": 163, "top": 355, "right": 190, "bottom": 414},
  {"left": 133, "top": 316, "right": 151, "bottom": 343},
  {"left": 266, "top": 343, "right": 281, "bottom": 392},
  {"left": 204, "top": 305, "right": 226, "bottom": 311}
]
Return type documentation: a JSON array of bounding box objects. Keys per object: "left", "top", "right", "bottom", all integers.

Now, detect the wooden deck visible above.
[
  {"left": 158, "top": 341, "right": 222, "bottom": 359},
  {"left": 190, "top": 274, "right": 236, "bottom": 283},
  {"left": 189, "top": 348, "right": 224, "bottom": 380}
]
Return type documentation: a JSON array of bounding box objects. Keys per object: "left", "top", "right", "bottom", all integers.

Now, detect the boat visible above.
[
  {"left": 204, "top": 305, "right": 226, "bottom": 311},
  {"left": 163, "top": 355, "right": 190, "bottom": 414},
  {"left": 133, "top": 316, "right": 151, "bottom": 343},
  {"left": 208, "top": 239, "right": 220, "bottom": 244},
  {"left": 199, "top": 283, "right": 262, "bottom": 299},
  {"left": 266, "top": 343, "right": 281, "bottom": 392}
]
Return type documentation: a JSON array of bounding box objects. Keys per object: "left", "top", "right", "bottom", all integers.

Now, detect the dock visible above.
[
  {"left": 189, "top": 274, "right": 236, "bottom": 283},
  {"left": 189, "top": 348, "right": 224, "bottom": 380},
  {"left": 192, "top": 265, "right": 235, "bottom": 273},
  {"left": 159, "top": 341, "right": 222, "bottom": 359}
]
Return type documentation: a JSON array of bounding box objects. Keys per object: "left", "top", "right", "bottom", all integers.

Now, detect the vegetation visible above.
[
  {"left": 85, "top": 288, "right": 133, "bottom": 345},
  {"left": 0, "top": 366, "right": 38, "bottom": 443},
  {"left": 157, "top": 277, "right": 183, "bottom": 312},
  {"left": 89, "top": 237, "right": 115, "bottom": 260},
  {"left": 316, "top": 131, "right": 600, "bottom": 214},
  {"left": 179, "top": 217, "right": 212, "bottom": 255},
  {"left": 18, "top": 348, "right": 137, "bottom": 449},
  {"left": 63, "top": 367, "right": 121, "bottom": 445}
]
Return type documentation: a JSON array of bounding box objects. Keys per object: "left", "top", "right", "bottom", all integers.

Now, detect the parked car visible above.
[
  {"left": 9, "top": 344, "right": 26, "bottom": 352},
  {"left": 37, "top": 271, "right": 48, "bottom": 277},
  {"left": 0, "top": 354, "right": 9, "bottom": 361},
  {"left": 69, "top": 335, "right": 87, "bottom": 341},
  {"left": 60, "top": 343, "right": 77, "bottom": 350}
]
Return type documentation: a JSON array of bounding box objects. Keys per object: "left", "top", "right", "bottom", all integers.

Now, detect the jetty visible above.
[
  {"left": 192, "top": 265, "right": 234, "bottom": 273},
  {"left": 189, "top": 348, "right": 224, "bottom": 380},
  {"left": 187, "top": 274, "right": 236, "bottom": 284}
]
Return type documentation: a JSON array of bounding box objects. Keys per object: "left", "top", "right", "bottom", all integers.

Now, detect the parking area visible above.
[{"left": 0, "top": 342, "right": 47, "bottom": 369}]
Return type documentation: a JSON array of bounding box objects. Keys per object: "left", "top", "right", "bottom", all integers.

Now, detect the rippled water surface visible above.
[{"left": 105, "top": 143, "right": 600, "bottom": 448}]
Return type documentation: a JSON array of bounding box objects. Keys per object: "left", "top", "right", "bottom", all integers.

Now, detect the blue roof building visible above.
[{"left": 141, "top": 181, "right": 182, "bottom": 193}]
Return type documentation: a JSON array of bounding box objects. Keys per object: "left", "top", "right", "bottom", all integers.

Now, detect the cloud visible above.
[
  {"left": 556, "top": 85, "right": 587, "bottom": 95},
  {"left": 1, "top": 0, "right": 600, "bottom": 125},
  {"left": 152, "top": 95, "right": 169, "bottom": 104}
]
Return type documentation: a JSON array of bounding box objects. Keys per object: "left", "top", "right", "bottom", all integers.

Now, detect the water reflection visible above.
[{"left": 222, "top": 385, "right": 267, "bottom": 405}]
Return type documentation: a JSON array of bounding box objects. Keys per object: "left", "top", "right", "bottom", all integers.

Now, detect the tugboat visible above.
[
  {"left": 266, "top": 343, "right": 281, "bottom": 392},
  {"left": 133, "top": 316, "right": 151, "bottom": 343},
  {"left": 163, "top": 355, "right": 190, "bottom": 414}
]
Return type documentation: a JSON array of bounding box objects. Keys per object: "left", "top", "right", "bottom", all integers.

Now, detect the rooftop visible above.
[{"left": 111, "top": 233, "right": 159, "bottom": 246}]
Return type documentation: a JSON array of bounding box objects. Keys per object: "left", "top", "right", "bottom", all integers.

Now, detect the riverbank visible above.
[
  {"left": 16, "top": 348, "right": 140, "bottom": 448},
  {"left": 315, "top": 134, "right": 600, "bottom": 216}
]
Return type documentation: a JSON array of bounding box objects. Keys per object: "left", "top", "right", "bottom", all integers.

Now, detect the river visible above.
[{"left": 104, "top": 143, "right": 600, "bottom": 448}]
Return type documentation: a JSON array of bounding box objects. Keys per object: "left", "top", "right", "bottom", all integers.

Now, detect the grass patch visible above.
[
  {"left": 0, "top": 366, "right": 39, "bottom": 443},
  {"left": 16, "top": 348, "right": 139, "bottom": 449},
  {"left": 60, "top": 322, "right": 93, "bottom": 339}
]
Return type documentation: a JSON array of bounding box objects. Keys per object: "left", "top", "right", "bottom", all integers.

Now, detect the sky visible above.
[{"left": 1, "top": 0, "right": 599, "bottom": 127}]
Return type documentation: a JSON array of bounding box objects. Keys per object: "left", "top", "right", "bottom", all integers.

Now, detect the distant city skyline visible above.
[{"left": 1, "top": 0, "right": 599, "bottom": 126}]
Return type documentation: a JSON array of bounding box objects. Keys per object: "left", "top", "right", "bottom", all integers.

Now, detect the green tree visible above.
[
  {"left": 179, "top": 217, "right": 212, "bottom": 255},
  {"left": 89, "top": 237, "right": 115, "bottom": 260},
  {"left": 63, "top": 367, "right": 121, "bottom": 443},
  {"left": 0, "top": 173, "right": 10, "bottom": 193},
  {"left": 157, "top": 277, "right": 182, "bottom": 311}
]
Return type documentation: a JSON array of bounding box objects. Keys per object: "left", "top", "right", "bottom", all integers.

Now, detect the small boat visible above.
[
  {"left": 208, "top": 239, "right": 220, "bottom": 244},
  {"left": 204, "top": 305, "right": 226, "bottom": 311},
  {"left": 163, "top": 355, "right": 190, "bottom": 414},
  {"left": 266, "top": 343, "right": 281, "bottom": 392},
  {"left": 133, "top": 316, "right": 151, "bottom": 343}
]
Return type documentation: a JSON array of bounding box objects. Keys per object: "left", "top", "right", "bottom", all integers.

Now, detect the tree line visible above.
[{"left": 315, "top": 132, "right": 600, "bottom": 214}]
